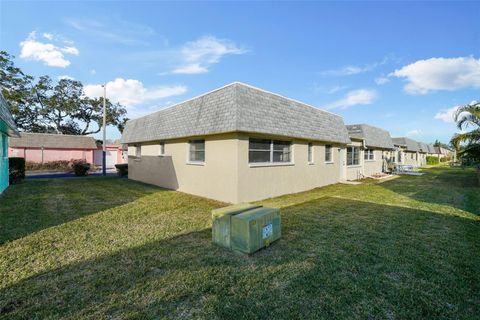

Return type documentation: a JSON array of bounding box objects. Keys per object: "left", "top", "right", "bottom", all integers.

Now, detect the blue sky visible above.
[{"left": 1, "top": 1, "right": 479, "bottom": 143}]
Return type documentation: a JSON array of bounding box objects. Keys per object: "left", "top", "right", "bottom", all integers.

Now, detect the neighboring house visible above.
[
  {"left": 121, "top": 82, "right": 351, "bottom": 203},
  {"left": 417, "top": 142, "right": 429, "bottom": 166},
  {"left": 392, "top": 137, "right": 422, "bottom": 167},
  {"left": 9, "top": 133, "right": 97, "bottom": 164},
  {"left": 435, "top": 146, "right": 455, "bottom": 160},
  {"left": 427, "top": 144, "right": 437, "bottom": 156},
  {"left": 0, "top": 92, "right": 20, "bottom": 194},
  {"left": 345, "top": 124, "right": 394, "bottom": 180},
  {"left": 93, "top": 143, "right": 126, "bottom": 168}
]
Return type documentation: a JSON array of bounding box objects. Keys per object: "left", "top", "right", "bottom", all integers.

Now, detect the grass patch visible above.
[{"left": 0, "top": 167, "right": 479, "bottom": 319}]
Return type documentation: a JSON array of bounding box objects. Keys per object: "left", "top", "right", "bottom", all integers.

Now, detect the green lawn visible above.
[{"left": 0, "top": 166, "right": 479, "bottom": 319}]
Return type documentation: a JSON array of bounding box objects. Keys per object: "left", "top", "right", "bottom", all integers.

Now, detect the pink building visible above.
[
  {"left": 94, "top": 143, "right": 127, "bottom": 168},
  {"left": 8, "top": 133, "right": 97, "bottom": 164}
]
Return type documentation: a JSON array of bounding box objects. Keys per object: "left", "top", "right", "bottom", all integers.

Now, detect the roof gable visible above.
[
  {"left": 121, "top": 82, "right": 351, "bottom": 144},
  {"left": 346, "top": 124, "right": 394, "bottom": 149}
]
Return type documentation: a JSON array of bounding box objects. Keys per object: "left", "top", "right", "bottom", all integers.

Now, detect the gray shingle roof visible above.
[
  {"left": 10, "top": 133, "right": 97, "bottom": 149},
  {"left": 427, "top": 144, "right": 436, "bottom": 154},
  {"left": 392, "top": 137, "right": 420, "bottom": 152},
  {"left": 0, "top": 92, "right": 19, "bottom": 137},
  {"left": 346, "top": 124, "right": 394, "bottom": 149},
  {"left": 121, "top": 82, "right": 351, "bottom": 144},
  {"left": 417, "top": 142, "right": 429, "bottom": 153}
]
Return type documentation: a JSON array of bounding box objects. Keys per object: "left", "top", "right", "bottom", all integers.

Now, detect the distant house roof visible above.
[
  {"left": 0, "top": 92, "right": 19, "bottom": 137},
  {"left": 346, "top": 124, "right": 394, "bottom": 149},
  {"left": 427, "top": 144, "right": 436, "bottom": 154},
  {"left": 121, "top": 82, "right": 351, "bottom": 145},
  {"left": 392, "top": 137, "right": 420, "bottom": 152},
  {"left": 417, "top": 142, "right": 429, "bottom": 153},
  {"left": 436, "top": 146, "right": 453, "bottom": 155},
  {"left": 9, "top": 133, "right": 97, "bottom": 149}
]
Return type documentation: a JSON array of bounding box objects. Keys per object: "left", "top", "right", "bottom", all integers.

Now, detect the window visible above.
[
  {"left": 189, "top": 139, "right": 205, "bottom": 162},
  {"left": 346, "top": 146, "right": 360, "bottom": 166},
  {"left": 325, "top": 145, "right": 332, "bottom": 162},
  {"left": 159, "top": 142, "right": 165, "bottom": 155},
  {"left": 364, "top": 149, "right": 374, "bottom": 161},
  {"left": 308, "top": 143, "right": 313, "bottom": 163},
  {"left": 135, "top": 145, "right": 141, "bottom": 158},
  {"left": 398, "top": 151, "right": 402, "bottom": 162},
  {"left": 411, "top": 153, "right": 415, "bottom": 160},
  {"left": 249, "top": 138, "right": 291, "bottom": 163}
]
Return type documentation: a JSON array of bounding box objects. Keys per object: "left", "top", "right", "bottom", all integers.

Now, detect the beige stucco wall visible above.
[
  {"left": 363, "top": 149, "right": 385, "bottom": 177},
  {"left": 235, "top": 134, "right": 342, "bottom": 202},
  {"left": 127, "top": 132, "right": 344, "bottom": 203},
  {"left": 403, "top": 151, "right": 419, "bottom": 166},
  {"left": 128, "top": 133, "right": 239, "bottom": 203}
]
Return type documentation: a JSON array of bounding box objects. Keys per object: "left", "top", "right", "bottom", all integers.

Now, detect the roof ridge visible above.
[
  {"left": 129, "top": 82, "right": 239, "bottom": 123},
  {"left": 232, "top": 81, "right": 342, "bottom": 118},
  {"left": 19, "top": 132, "right": 95, "bottom": 139}
]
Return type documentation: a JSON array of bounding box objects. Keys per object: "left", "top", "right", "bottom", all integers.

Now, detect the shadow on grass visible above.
[
  {"left": 380, "top": 166, "right": 480, "bottom": 215},
  {"left": 0, "top": 177, "right": 162, "bottom": 244},
  {"left": 2, "top": 198, "right": 479, "bottom": 319}
]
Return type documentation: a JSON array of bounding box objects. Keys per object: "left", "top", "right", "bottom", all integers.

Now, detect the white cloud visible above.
[
  {"left": 172, "top": 63, "right": 208, "bottom": 75},
  {"left": 84, "top": 78, "right": 187, "bottom": 106},
  {"left": 319, "top": 65, "right": 368, "bottom": 76},
  {"left": 434, "top": 106, "right": 459, "bottom": 123},
  {"left": 375, "top": 76, "right": 390, "bottom": 85},
  {"left": 172, "top": 36, "right": 247, "bottom": 74},
  {"left": 391, "top": 57, "right": 480, "bottom": 94},
  {"left": 327, "top": 89, "right": 377, "bottom": 109},
  {"left": 19, "top": 31, "right": 79, "bottom": 68},
  {"left": 406, "top": 129, "right": 423, "bottom": 137},
  {"left": 320, "top": 56, "right": 394, "bottom": 77},
  {"left": 58, "top": 75, "right": 75, "bottom": 80},
  {"left": 43, "top": 33, "right": 54, "bottom": 40}
]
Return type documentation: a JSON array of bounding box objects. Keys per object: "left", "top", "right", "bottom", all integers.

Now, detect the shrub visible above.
[
  {"left": 71, "top": 159, "right": 90, "bottom": 176},
  {"left": 26, "top": 160, "right": 71, "bottom": 171},
  {"left": 115, "top": 163, "right": 128, "bottom": 177},
  {"left": 9, "top": 157, "right": 25, "bottom": 184},
  {"left": 440, "top": 157, "right": 448, "bottom": 163},
  {"left": 426, "top": 156, "right": 440, "bottom": 165}
]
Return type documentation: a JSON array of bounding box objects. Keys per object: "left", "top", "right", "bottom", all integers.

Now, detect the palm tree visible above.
[{"left": 450, "top": 101, "right": 480, "bottom": 151}]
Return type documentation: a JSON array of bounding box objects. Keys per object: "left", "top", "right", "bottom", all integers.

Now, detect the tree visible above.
[
  {"left": 450, "top": 101, "right": 480, "bottom": 159},
  {"left": 0, "top": 51, "right": 128, "bottom": 135}
]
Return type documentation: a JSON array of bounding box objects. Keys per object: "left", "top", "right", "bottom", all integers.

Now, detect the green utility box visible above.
[
  {"left": 231, "top": 207, "right": 281, "bottom": 254},
  {"left": 212, "top": 203, "right": 262, "bottom": 249}
]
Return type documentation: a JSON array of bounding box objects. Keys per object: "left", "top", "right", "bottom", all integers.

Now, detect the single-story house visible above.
[
  {"left": 392, "top": 137, "right": 421, "bottom": 167},
  {"left": 93, "top": 143, "right": 127, "bottom": 168},
  {"left": 121, "top": 82, "right": 351, "bottom": 203},
  {"left": 0, "top": 92, "right": 20, "bottom": 194},
  {"left": 9, "top": 133, "right": 97, "bottom": 164},
  {"left": 417, "top": 142, "right": 429, "bottom": 166},
  {"left": 345, "top": 124, "right": 394, "bottom": 180},
  {"left": 435, "top": 146, "right": 455, "bottom": 160},
  {"left": 426, "top": 144, "right": 437, "bottom": 156}
]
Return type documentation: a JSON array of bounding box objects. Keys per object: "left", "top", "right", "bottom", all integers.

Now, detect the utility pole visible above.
[{"left": 102, "top": 83, "right": 107, "bottom": 176}]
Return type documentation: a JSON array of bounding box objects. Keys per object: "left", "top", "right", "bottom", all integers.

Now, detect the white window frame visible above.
[
  {"left": 325, "top": 144, "right": 333, "bottom": 163},
  {"left": 248, "top": 138, "right": 293, "bottom": 166},
  {"left": 364, "top": 149, "right": 375, "bottom": 161},
  {"left": 187, "top": 139, "right": 205, "bottom": 165},
  {"left": 346, "top": 146, "right": 360, "bottom": 166},
  {"left": 307, "top": 143, "right": 314, "bottom": 164}
]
